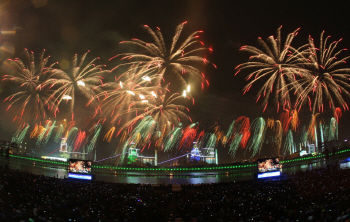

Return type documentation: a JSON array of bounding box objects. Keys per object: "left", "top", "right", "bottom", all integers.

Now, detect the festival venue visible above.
[{"left": 1, "top": 1, "right": 350, "bottom": 221}]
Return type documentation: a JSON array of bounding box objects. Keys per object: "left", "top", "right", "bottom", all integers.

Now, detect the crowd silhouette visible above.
[{"left": 1, "top": 166, "right": 350, "bottom": 221}]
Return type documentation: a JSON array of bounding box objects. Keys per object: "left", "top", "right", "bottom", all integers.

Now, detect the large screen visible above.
[
  {"left": 68, "top": 159, "right": 92, "bottom": 174},
  {"left": 257, "top": 157, "right": 281, "bottom": 173}
]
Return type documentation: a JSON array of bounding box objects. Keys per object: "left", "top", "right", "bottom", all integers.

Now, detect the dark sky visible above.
[{"left": 1, "top": 0, "right": 350, "bottom": 161}]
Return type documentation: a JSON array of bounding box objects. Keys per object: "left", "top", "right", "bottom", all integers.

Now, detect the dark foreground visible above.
[{"left": 1, "top": 166, "right": 350, "bottom": 222}]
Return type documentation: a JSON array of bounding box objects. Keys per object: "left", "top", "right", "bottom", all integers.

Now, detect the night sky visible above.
[{"left": 1, "top": 0, "right": 350, "bottom": 162}]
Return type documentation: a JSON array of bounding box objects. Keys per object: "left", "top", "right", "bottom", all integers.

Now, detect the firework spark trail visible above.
[
  {"left": 93, "top": 64, "right": 159, "bottom": 126},
  {"left": 111, "top": 22, "right": 211, "bottom": 88},
  {"left": 104, "top": 127, "right": 115, "bottom": 143},
  {"left": 319, "top": 122, "right": 325, "bottom": 145},
  {"left": 274, "top": 120, "right": 283, "bottom": 156},
  {"left": 43, "top": 121, "right": 56, "bottom": 145},
  {"left": 290, "top": 110, "right": 299, "bottom": 131},
  {"left": 164, "top": 124, "right": 182, "bottom": 152},
  {"left": 73, "top": 131, "right": 86, "bottom": 152},
  {"left": 279, "top": 109, "right": 290, "bottom": 133},
  {"left": 54, "top": 124, "right": 64, "bottom": 143},
  {"left": 115, "top": 116, "right": 158, "bottom": 164},
  {"left": 329, "top": 117, "right": 338, "bottom": 141},
  {"left": 210, "top": 122, "right": 226, "bottom": 146},
  {"left": 66, "top": 121, "right": 75, "bottom": 132},
  {"left": 115, "top": 131, "right": 129, "bottom": 160},
  {"left": 2, "top": 49, "right": 59, "bottom": 122},
  {"left": 334, "top": 107, "right": 342, "bottom": 123},
  {"left": 283, "top": 130, "right": 294, "bottom": 156},
  {"left": 12, "top": 123, "right": 30, "bottom": 145},
  {"left": 36, "top": 120, "right": 55, "bottom": 146},
  {"left": 236, "top": 27, "right": 309, "bottom": 112},
  {"left": 86, "top": 124, "right": 101, "bottom": 153},
  {"left": 247, "top": 117, "right": 266, "bottom": 159},
  {"left": 195, "top": 130, "right": 206, "bottom": 148},
  {"left": 229, "top": 116, "right": 251, "bottom": 149},
  {"left": 53, "top": 119, "right": 67, "bottom": 143},
  {"left": 267, "top": 118, "right": 275, "bottom": 130},
  {"left": 129, "top": 116, "right": 157, "bottom": 143},
  {"left": 205, "top": 133, "right": 217, "bottom": 148},
  {"left": 323, "top": 124, "right": 330, "bottom": 142},
  {"left": 118, "top": 86, "right": 191, "bottom": 137},
  {"left": 228, "top": 134, "right": 243, "bottom": 158},
  {"left": 155, "top": 124, "right": 169, "bottom": 149},
  {"left": 163, "top": 123, "right": 183, "bottom": 152},
  {"left": 36, "top": 124, "right": 48, "bottom": 145},
  {"left": 133, "top": 132, "right": 142, "bottom": 145},
  {"left": 225, "top": 120, "right": 235, "bottom": 143},
  {"left": 47, "top": 51, "right": 109, "bottom": 120},
  {"left": 67, "top": 127, "right": 78, "bottom": 152},
  {"left": 279, "top": 109, "right": 299, "bottom": 133},
  {"left": 30, "top": 124, "right": 39, "bottom": 138},
  {"left": 294, "top": 31, "right": 350, "bottom": 114},
  {"left": 117, "top": 138, "right": 133, "bottom": 165},
  {"left": 308, "top": 114, "right": 320, "bottom": 143},
  {"left": 299, "top": 126, "right": 309, "bottom": 153},
  {"left": 178, "top": 123, "right": 198, "bottom": 149},
  {"left": 12, "top": 126, "right": 22, "bottom": 143},
  {"left": 17, "top": 125, "right": 30, "bottom": 145}
]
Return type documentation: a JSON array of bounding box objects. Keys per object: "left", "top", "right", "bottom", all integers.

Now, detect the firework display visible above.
[
  {"left": 46, "top": 51, "right": 109, "bottom": 121},
  {"left": 2, "top": 22, "right": 349, "bottom": 166},
  {"left": 236, "top": 27, "right": 308, "bottom": 113},
  {"left": 295, "top": 32, "right": 350, "bottom": 113},
  {"left": 2, "top": 49, "right": 59, "bottom": 122},
  {"left": 110, "top": 21, "right": 212, "bottom": 89},
  {"left": 237, "top": 28, "right": 350, "bottom": 115}
]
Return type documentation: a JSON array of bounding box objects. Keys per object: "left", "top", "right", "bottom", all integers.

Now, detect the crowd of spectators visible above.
[
  {"left": 175, "top": 168, "right": 350, "bottom": 222},
  {"left": 1, "top": 165, "right": 350, "bottom": 221},
  {"left": 0, "top": 170, "right": 171, "bottom": 221}
]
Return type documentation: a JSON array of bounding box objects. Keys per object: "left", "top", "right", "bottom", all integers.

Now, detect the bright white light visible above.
[
  {"left": 139, "top": 94, "right": 145, "bottom": 99},
  {"left": 68, "top": 173, "right": 92, "bottom": 180},
  {"left": 126, "top": 91, "right": 135, "bottom": 96},
  {"left": 62, "top": 95, "right": 72, "bottom": 100},
  {"left": 257, "top": 171, "right": 281, "bottom": 179},
  {"left": 119, "top": 81, "right": 123, "bottom": 88},
  {"left": 41, "top": 156, "right": 67, "bottom": 162},
  {"left": 182, "top": 90, "right": 187, "bottom": 98},
  {"left": 141, "top": 100, "right": 148, "bottom": 103},
  {"left": 142, "top": 76, "right": 151, "bottom": 81},
  {"left": 187, "top": 85, "right": 190, "bottom": 92},
  {"left": 151, "top": 91, "right": 157, "bottom": 98},
  {"left": 77, "top": 80, "right": 85, "bottom": 87}
]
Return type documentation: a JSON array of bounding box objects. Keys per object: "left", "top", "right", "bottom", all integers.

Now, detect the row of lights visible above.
[
  {"left": 92, "top": 165, "right": 254, "bottom": 171},
  {"left": 10, "top": 149, "right": 350, "bottom": 171}
]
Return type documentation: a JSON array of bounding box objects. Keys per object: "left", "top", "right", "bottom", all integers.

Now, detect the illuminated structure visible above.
[
  {"left": 127, "top": 146, "right": 157, "bottom": 166},
  {"left": 60, "top": 138, "right": 67, "bottom": 152},
  {"left": 188, "top": 145, "right": 218, "bottom": 165},
  {"left": 60, "top": 137, "right": 87, "bottom": 159},
  {"left": 128, "top": 148, "right": 140, "bottom": 157},
  {"left": 190, "top": 147, "right": 201, "bottom": 161},
  {"left": 201, "top": 148, "right": 216, "bottom": 164}
]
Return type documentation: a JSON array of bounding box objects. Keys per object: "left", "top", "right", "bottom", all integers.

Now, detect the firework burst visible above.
[
  {"left": 47, "top": 51, "right": 109, "bottom": 120},
  {"left": 117, "top": 88, "right": 191, "bottom": 137},
  {"left": 236, "top": 26, "right": 309, "bottom": 112},
  {"left": 111, "top": 22, "right": 211, "bottom": 88},
  {"left": 2, "top": 49, "right": 59, "bottom": 122},
  {"left": 294, "top": 31, "right": 350, "bottom": 113},
  {"left": 92, "top": 64, "right": 159, "bottom": 125}
]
